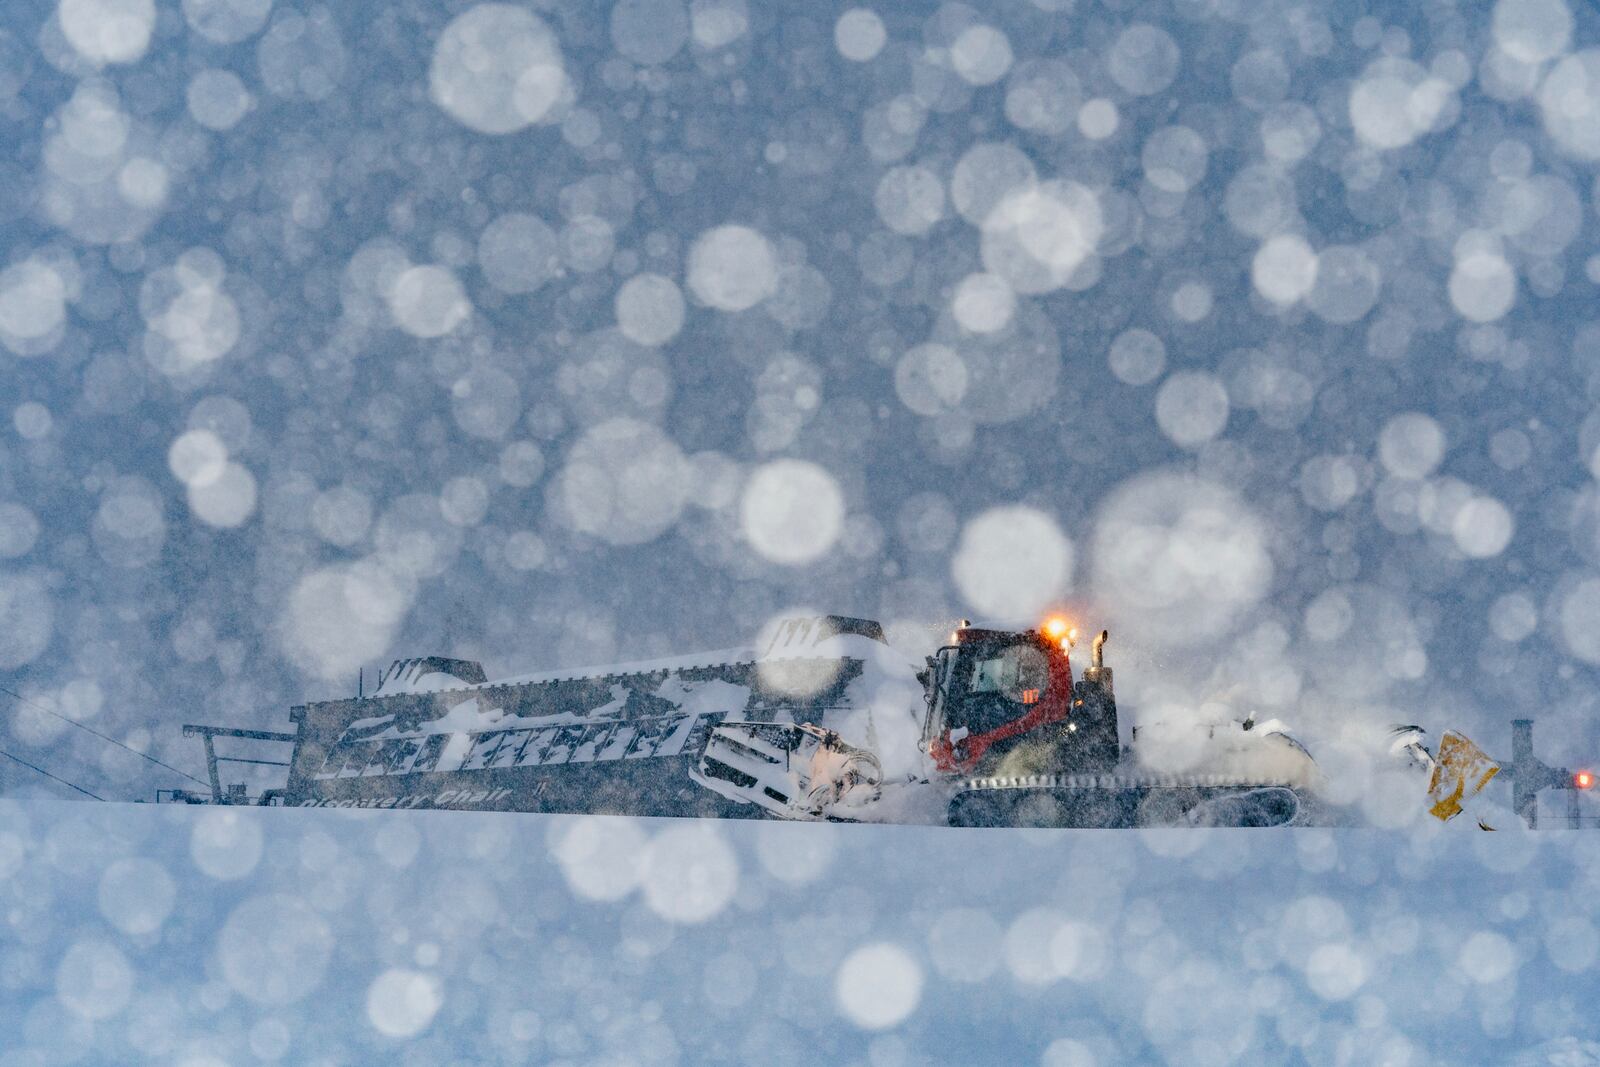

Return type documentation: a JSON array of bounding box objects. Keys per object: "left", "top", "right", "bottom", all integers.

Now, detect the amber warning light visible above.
[{"left": 1576, "top": 771, "right": 1594, "bottom": 790}]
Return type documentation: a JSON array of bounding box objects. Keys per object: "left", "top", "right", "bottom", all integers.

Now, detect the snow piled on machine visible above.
[
  {"left": 754, "top": 616, "right": 929, "bottom": 782},
  {"left": 1130, "top": 708, "right": 1321, "bottom": 790}
]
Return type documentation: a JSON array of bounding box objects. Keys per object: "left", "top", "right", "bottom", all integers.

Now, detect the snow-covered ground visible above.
[{"left": 2, "top": 799, "right": 1597, "bottom": 1065}]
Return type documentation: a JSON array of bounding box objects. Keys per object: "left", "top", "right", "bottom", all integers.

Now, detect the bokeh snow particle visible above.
[
  {"left": 951, "top": 142, "right": 1036, "bottom": 227},
  {"left": 950, "top": 25, "right": 1013, "bottom": 87},
  {"left": 1090, "top": 472, "right": 1272, "bottom": 648},
  {"left": 1493, "top": 0, "right": 1572, "bottom": 64},
  {"left": 1078, "top": 98, "right": 1118, "bottom": 140},
  {"left": 279, "top": 561, "right": 413, "bottom": 681},
  {"left": 741, "top": 459, "right": 846, "bottom": 565},
  {"left": 1252, "top": 235, "right": 1318, "bottom": 305},
  {"left": 951, "top": 506, "right": 1073, "bottom": 621},
  {"left": 478, "top": 213, "right": 562, "bottom": 294},
  {"left": 1305, "top": 943, "right": 1368, "bottom": 1000},
  {"left": 0, "top": 260, "right": 68, "bottom": 350},
  {"left": 1348, "top": 59, "right": 1453, "bottom": 150},
  {"left": 14, "top": 403, "right": 53, "bottom": 440},
  {"left": 1540, "top": 51, "right": 1600, "bottom": 160},
  {"left": 498, "top": 441, "right": 545, "bottom": 488},
  {"left": 1224, "top": 165, "right": 1297, "bottom": 240},
  {"left": 553, "top": 418, "right": 690, "bottom": 546},
  {"left": 439, "top": 475, "right": 490, "bottom": 527},
  {"left": 895, "top": 342, "right": 968, "bottom": 416},
  {"left": 1141, "top": 126, "right": 1207, "bottom": 194},
  {"left": 451, "top": 366, "right": 521, "bottom": 440},
  {"left": 1378, "top": 413, "right": 1446, "bottom": 479},
  {"left": 1558, "top": 577, "right": 1600, "bottom": 663},
  {"left": 1107, "top": 24, "right": 1180, "bottom": 97},
  {"left": 187, "top": 463, "right": 258, "bottom": 528},
  {"left": 217, "top": 894, "right": 334, "bottom": 1006},
  {"left": 1169, "top": 282, "right": 1212, "bottom": 323},
  {"left": 611, "top": 0, "right": 689, "bottom": 66},
  {"left": 191, "top": 808, "right": 264, "bottom": 880},
  {"left": 1108, "top": 328, "right": 1166, "bottom": 386},
  {"left": 140, "top": 253, "right": 241, "bottom": 372},
  {"left": 980, "top": 180, "right": 1102, "bottom": 294},
  {"left": 835, "top": 9, "right": 886, "bottom": 63},
  {"left": 1261, "top": 103, "right": 1321, "bottom": 162},
  {"left": 183, "top": 0, "right": 272, "bottom": 45},
  {"left": 1458, "top": 930, "right": 1517, "bottom": 984},
  {"left": 1004, "top": 907, "right": 1071, "bottom": 985},
  {"left": 366, "top": 970, "right": 443, "bottom": 1038},
  {"left": 311, "top": 486, "right": 373, "bottom": 548},
  {"left": 55, "top": 940, "right": 133, "bottom": 1020},
  {"left": 186, "top": 68, "right": 253, "bottom": 131},
  {"left": 687, "top": 225, "right": 777, "bottom": 311},
  {"left": 0, "top": 503, "right": 42, "bottom": 560},
  {"left": 951, "top": 272, "right": 1015, "bottom": 334},
  {"left": 615, "top": 272, "right": 686, "bottom": 346},
  {"left": 875, "top": 165, "right": 945, "bottom": 236},
  {"left": 1490, "top": 591, "right": 1538, "bottom": 643},
  {"left": 1544, "top": 915, "right": 1600, "bottom": 973},
  {"left": 640, "top": 822, "right": 738, "bottom": 923},
  {"left": 1042, "top": 1038, "right": 1097, "bottom": 1067},
  {"left": 257, "top": 9, "right": 347, "bottom": 101},
  {"left": 1453, "top": 496, "right": 1514, "bottom": 558},
  {"left": 1005, "top": 60, "right": 1081, "bottom": 136},
  {"left": 97, "top": 858, "right": 176, "bottom": 935},
  {"left": 562, "top": 215, "right": 616, "bottom": 273},
  {"left": 429, "top": 4, "right": 566, "bottom": 134},
  {"left": 59, "top": 0, "right": 155, "bottom": 65},
  {"left": 1300, "top": 455, "right": 1362, "bottom": 513},
  {"left": 753, "top": 823, "right": 837, "bottom": 885},
  {"left": 388, "top": 265, "right": 471, "bottom": 338},
  {"left": 835, "top": 943, "right": 922, "bottom": 1030},
  {"left": 1449, "top": 249, "right": 1517, "bottom": 323},
  {"left": 1307, "top": 245, "right": 1381, "bottom": 324},
  {"left": 92, "top": 476, "right": 166, "bottom": 568},
  {"left": 1231, "top": 49, "right": 1290, "bottom": 110},
  {"left": 690, "top": 0, "right": 747, "bottom": 49},
  {"left": 550, "top": 816, "right": 648, "bottom": 901},
  {"left": 1154, "top": 372, "right": 1229, "bottom": 449}
]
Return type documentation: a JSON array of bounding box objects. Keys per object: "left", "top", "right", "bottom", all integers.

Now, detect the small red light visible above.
[{"left": 1577, "top": 771, "right": 1594, "bottom": 790}]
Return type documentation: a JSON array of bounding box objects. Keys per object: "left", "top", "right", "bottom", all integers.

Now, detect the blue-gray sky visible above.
[{"left": 2, "top": 0, "right": 1600, "bottom": 803}]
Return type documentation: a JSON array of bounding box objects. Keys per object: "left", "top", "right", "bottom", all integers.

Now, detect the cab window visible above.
[{"left": 966, "top": 644, "right": 1049, "bottom": 704}]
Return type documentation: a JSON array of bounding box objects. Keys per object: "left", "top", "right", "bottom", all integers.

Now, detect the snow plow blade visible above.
[
  {"left": 1426, "top": 730, "right": 1500, "bottom": 822},
  {"left": 691, "top": 722, "right": 883, "bottom": 821},
  {"left": 946, "top": 775, "right": 1304, "bottom": 828}
]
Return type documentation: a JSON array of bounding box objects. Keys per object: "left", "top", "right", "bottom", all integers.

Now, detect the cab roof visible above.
[{"left": 953, "top": 627, "right": 1038, "bottom": 646}]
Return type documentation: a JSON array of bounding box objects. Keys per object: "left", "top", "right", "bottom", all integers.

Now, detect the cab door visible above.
[{"left": 920, "top": 646, "right": 959, "bottom": 750}]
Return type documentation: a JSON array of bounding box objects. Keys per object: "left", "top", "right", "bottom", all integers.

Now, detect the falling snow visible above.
[{"left": 4, "top": 0, "right": 1600, "bottom": 1059}]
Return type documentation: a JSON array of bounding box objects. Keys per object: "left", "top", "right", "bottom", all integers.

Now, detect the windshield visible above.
[
  {"left": 967, "top": 644, "right": 1050, "bottom": 703},
  {"left": 943, "top": 642, "right": 1051, "bottom": 735}
]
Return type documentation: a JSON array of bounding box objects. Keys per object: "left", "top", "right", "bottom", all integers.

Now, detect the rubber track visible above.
[{"left": 959, "top": 773, "right": 1298, "bottom": 792}]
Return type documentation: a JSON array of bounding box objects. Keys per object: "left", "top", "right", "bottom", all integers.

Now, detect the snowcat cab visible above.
[{"left": 920, "top": 620, "right": 1120, "bottom": 776}]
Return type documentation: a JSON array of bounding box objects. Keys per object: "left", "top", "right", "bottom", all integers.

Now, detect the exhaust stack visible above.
[{"left": 1081, "top": 630, "right": 1112, "bottom": 695}]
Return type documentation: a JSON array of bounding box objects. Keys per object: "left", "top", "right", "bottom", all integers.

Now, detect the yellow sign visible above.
[{"left": 1427, "top": 730, "right": 1500, "bottom": 822}]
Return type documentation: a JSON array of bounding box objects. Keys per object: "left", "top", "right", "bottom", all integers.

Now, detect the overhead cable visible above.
[
  {"left": 0, "top": 683, "right": 208, "bottom": 788},
  {"left": 0, "top": 745, "right": 105, "bottom": 801}
]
